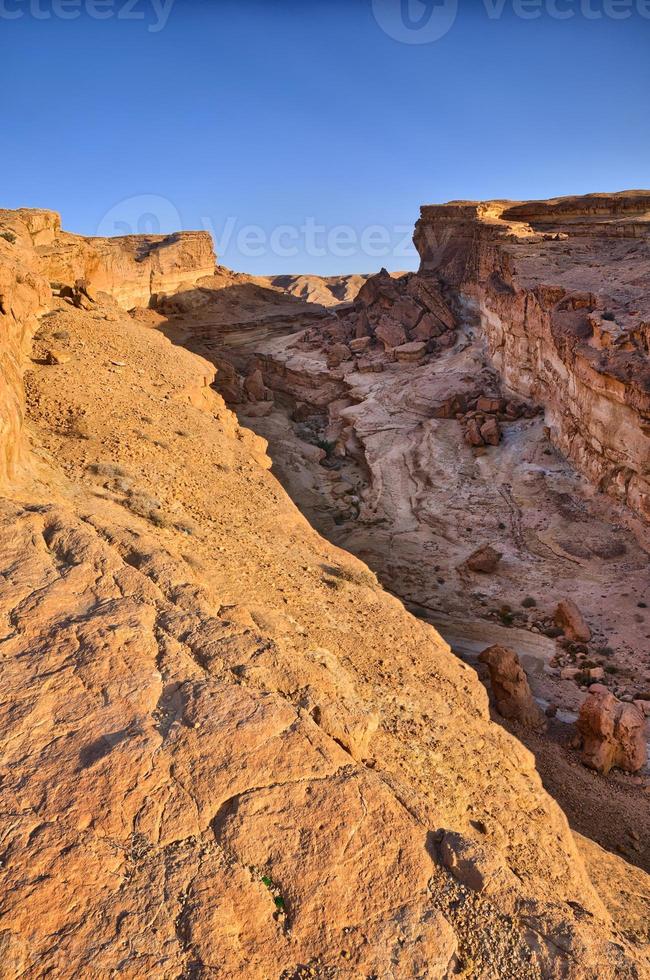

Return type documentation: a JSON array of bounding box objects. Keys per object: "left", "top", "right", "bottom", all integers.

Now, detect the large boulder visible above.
[
  {"left": 465, "top": 544, "right": 502, "bottom": 574},
  {"left": 478, "top": 645, "right": 546, "bottom": 730},
  {"left": 555, "top": 599, "right": 591, "bottom": 642},
  {"left": 576, "top": 685, "right": 647, "bottom": 774},
  {"left": 374, "top": 316, "right": 407, "bottom": 351}
]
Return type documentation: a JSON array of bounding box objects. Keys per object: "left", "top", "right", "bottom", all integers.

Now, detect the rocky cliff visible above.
[
  {"left": 0, "top": 207, "right": 216, "bottom": 309},
  {"left": 0, "top": 208, "right": 648, "bottom": 977},
  {"left": 414, "top": 192, "right": 650, "bottom": 522}
]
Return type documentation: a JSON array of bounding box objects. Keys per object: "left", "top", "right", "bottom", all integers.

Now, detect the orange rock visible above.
[
  {"left": 555, "top": 599, "right": 591, "bottom": 642},
  {"left": 466, "top": 544, "right": 502, "bottom": 573},
  {"left": 576, "top": 687, "right": 647, "bottom": 774},
  {"left": 479, "top": 644, "right": 546, "bottom": 730}
]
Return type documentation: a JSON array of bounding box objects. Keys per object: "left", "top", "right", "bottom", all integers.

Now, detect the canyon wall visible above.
[
  {"left": 0, "top": 208, "right": 215, "bottom": 481},
  {"left": 0, "top": 207, "right": 648, "bottom": 976},
  {"left": 414, "top": 193, "right": 650, "bottom": 521},
  {"left": 0, "top": 207, "right": 216, "bottom": 309},
  {"left": 0, "top": 234, "right": 50, "bottom": 482}
]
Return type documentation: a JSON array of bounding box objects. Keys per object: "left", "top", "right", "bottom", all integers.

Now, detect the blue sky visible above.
[{"left": 2, "top": 0, "right": 649, "bottom": 274}]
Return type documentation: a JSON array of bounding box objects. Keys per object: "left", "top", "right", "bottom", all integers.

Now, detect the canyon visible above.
[{"left": 0, "top": 195, "right": 648, "bottom": 978}]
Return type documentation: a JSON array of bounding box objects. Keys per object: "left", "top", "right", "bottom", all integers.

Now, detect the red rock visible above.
[
  {"left": 434, "top": 394, "right": 466, "bottom": 419},
  {"left": 355, "top": 267, "right": 399, "bottom": 307},
  {"left": 479, "top": 645, "right": 546, "bottom": 730},
  {"left": 374, "top": 316, "right": 407, "bottom": 350},
  {"left": 465, "top": 544, "right": 502, "bottom": 574},
  {"left": 326, "top": 343, "right": 352, "bottom": 368},
  {"left": 555, "top": 599, "right": 591, "bottom": 642},
  {"left": 437, "top": 330, "right": 457, "bottom": 348},
  {"left": 411, "top": 311, "right": 445, "bottom": 341},
  {"left": 243, "top": 368, "right": 268, "bottom": 402},
  {"left": 394, "top": 341, "right": 426, "bottom": 363},
  {"left": 349, "top": 336, "right": 371, "bottom": 354},
  {"left": 391, "top": 297, "right": 423, "bottom": 330},
  {"left": 405, "top": 276, "right": 455, "bottom": 330},
  {"left": 355, "top": 310, "right": 371, "bottom": 338},
  {"left": 480, "top": 416, "right": 501, "bottom": 446},
  {"left": 576, "top": 688, "right": 647, "bottom": 774},
  {"left": 476, "top": 395, "right": 505, "bottom": 413},
  {"left": 464, "top": 418, "right": 484, "bottom": 447}
]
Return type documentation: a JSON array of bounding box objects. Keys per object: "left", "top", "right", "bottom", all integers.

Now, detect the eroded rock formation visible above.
[
  {"left": 479, "top": 644, "right": 546, "bottom": 731},
  {"left": 576, "top": 685, "right": 647, "bottom": 774},
  {"left": 0, "top": 207, "right": 648, "bottom": 976},
  {"left": 0, "top": 207, "right": 216, "bottom": 309},
  {"left": 414, "top": 192, "right": 650, "bottom": 522}
]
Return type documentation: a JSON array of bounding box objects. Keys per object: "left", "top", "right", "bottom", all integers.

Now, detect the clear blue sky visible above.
[{"left": 2, "top": 0, "right": 649, "bottom": 274}]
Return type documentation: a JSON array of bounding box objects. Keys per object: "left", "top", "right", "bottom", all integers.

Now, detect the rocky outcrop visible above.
[
  {"left": 576, "top": 685, "right": 647, "bottom": 774},
  {"left": 414, "top": 192, "right": 650, "bottom": 521},
  {"left": 0, "top": 233, "right": 50, "bottom": 482},
  {"left": 0, "top": 207, "right": 216, "bottom": 309},
  {"left": 479, "top": 644, "right": 546, "bottom": 730},
  {"left": 1, "top": 213, "right": 649, "bottom": 975},
  {"left": 555, "top": 599, "right": 592, "bottom": 643}
]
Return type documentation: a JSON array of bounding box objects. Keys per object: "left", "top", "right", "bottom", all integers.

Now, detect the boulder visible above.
[
  {"left": 45, "top": 348, "right": 71, "bottom": 365},
  {"left": 355, "top": 268, "right": 398, "bottom": 308},
  {"left": 554, "top": 599, "right": 591, "bottom": 642},
  {"left": 576, "top": 686, "right": 647, "bottom": 774},
  {"left": 480, "top": 416, "right": 501, "bottom": 446},
  {"left": 411, "top": 311, "right": 445, "bottom": 341},
  {"left": 405, "top": 276, "right": 455, "bottom": 330},
  {"left": 357, "top": 356, "right": 384, "bottom": 374},
  {"left": 438, "top": 831, "right": 519, "bottom": 897},
  {"left": 465, "top": 544, "right": 502, "bottom": 574},
  {"left": 478, "top": 645, "right": 546, "bottom": 730},
  {"left": 326, "top": 343, "right": 352, "bottom": 368},
  {"left": 476, "top": 395, "right": 505, "bottom": 414},
  {"left": 395, "top": 341, "right": 426, "bottom": 363},
  {"left": 349, "top": 336, "right": 371, "bottom": 354},
  {"left": 374, "top": 316, "right": 407, "bottom": 351},
  {"left": 433, "top": 394, "right": 466, "bottom": 419},
  {"left": 390, "top": 297, "right": 423, "bottom": 330},
  {"left": 243, "top": 368, "right": 268, "bottom": 402},
  {"left": 437, "top": 330, "right": 457, "bottom": 348},
  {"left": 464, "top": 418, "right": 485, "bottom": 447}
]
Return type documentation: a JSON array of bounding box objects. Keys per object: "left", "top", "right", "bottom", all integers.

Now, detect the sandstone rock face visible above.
[
  {"left": 414, "top": 192, "right": 650, "bottom": 522},
  {"left": 1, "top": 211, "right": 648, "bottom": 976},
  {"left": 576, "top": 686, "right": 647, "bottom": 774},
  {"left": 0, "top": 233, "right": 50, "bottom": 482},
  {"left": 479, "top": 645, "right": 546, "bottom": 730},
  {"left": 1, "top": 207, "right": 216, "bottom": 309}
]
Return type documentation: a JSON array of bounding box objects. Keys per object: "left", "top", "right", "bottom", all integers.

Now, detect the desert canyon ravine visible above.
[{"left": 0, "top": 194, "right": 649, "bottom": 978}]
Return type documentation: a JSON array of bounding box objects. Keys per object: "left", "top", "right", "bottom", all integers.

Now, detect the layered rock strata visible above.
[
  {"left": 0, "top": 212, "right": 649, "bottom": 975},
  {"left": 414, "top": 192, "right": 650, "bottom": 522},
  {"left": 0, "top": 207, "right": 216, "bottom": 309}
]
